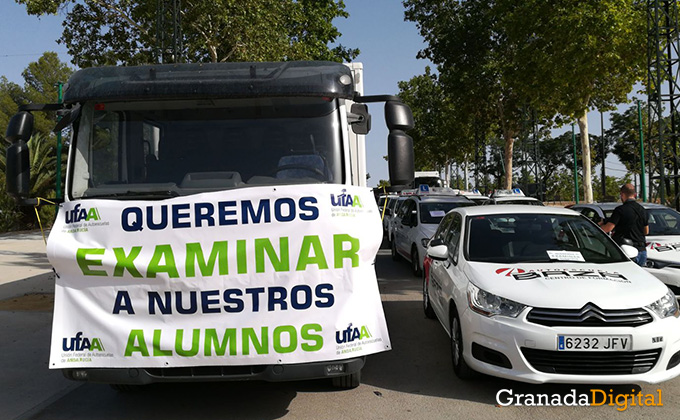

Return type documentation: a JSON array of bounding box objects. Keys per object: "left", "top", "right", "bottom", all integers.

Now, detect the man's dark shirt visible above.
[{"left": 608, "top": 199, "right": 648, "bottom": 251}]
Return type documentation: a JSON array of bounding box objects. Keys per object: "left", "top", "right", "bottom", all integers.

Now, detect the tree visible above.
[
  {"left": 0, "top": 52, "right": 72, "bottom": 232},
  {"left": 404, "top": 0, "right": 524, "bottom": 190},
  {"left": 16, "top": 0, "right": 358, "bottom": 66},
  {"left": 499, "top": 0, "right": 646, "bottom": 203}
]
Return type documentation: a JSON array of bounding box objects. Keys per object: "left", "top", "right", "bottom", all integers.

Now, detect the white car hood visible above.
[
  {"left": 465, "top": 261, "right": 668, "bottom": 309},
  {"left": 647, "top": 235, "right": 680, "bottom": 263},
  {"left": 420, "top": 224, "right": 438, "bottom": 240}
]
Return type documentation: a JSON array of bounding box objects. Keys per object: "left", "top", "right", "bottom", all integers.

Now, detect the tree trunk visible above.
[
  {"left": 464, "top": 155, "right": 469, "bottom": 190},
  {"left": 577, "top": 111, "right": 594, "bottom": 203},
  {"left": 503, "top": 130, "right": 514, "bottom": 189}
]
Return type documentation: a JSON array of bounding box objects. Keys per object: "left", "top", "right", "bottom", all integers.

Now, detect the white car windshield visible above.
[
  {"left": 648, "top": 208, "right": 680, "bottom": 236},
  {"left": 466, "top": 213, "right": 628, "bottom": 264},
  {"left": 420, "top": 201, "right": 474, "bottom": 224}
]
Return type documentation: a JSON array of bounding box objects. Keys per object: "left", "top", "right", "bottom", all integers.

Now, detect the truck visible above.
[
  {"left": 413, "top": 170, "right": 443, "bottom": 188},
  {"left": 4, "top": 61, "right": 414, "bottom": 389}
]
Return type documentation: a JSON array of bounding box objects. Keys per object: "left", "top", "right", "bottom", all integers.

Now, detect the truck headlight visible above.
[
  {"left": 467, "top": 282, "right": 526, "bottom": 318},
  {"left": 646, "top": 289, "right": 680, "bottom": 319}
]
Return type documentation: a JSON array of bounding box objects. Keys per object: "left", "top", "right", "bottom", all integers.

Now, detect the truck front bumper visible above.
[{"left": 62, "top": 357, "right": 365, "bottom": 385}]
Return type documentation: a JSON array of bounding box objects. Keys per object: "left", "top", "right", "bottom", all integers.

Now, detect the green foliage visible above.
[
  {"left": 398, "top": 67, "right": 475, "bottom": 172},
  {"left": 405, "top": 0, "right": 647, "bottom": 198},
  {"left": 0, "top": 52, "right": 70, "bottom": 232},
  {"left": 16, "top": 0, "right": 358, "bottom": 66}
]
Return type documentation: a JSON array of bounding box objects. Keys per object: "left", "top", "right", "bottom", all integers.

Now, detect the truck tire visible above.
[{"left": 331, "top": 370, "right": 361, "bottom": 389}]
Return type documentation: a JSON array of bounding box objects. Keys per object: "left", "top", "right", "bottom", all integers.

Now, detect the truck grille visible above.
[
  {"left": 146, "top": 365, "right": 267, "bottom": 378},
  {"left": 521, "top": 348, "right": 661, "bottom": 375},
  {"left": 526, "top": 303, "right": 653, "bottom": 327}
]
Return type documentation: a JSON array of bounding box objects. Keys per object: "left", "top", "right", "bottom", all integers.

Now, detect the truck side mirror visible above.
[
  {"left": 388, "top": 130, "right": 414, "bottom": 187},
  {"left": 5, "top": 111, "right": 34, "bottom": 200},
  {"left": 350, "top": 103, "right": 371, "bottom": 135},
  {"left": 385, "top": 101, "right": 414, "bottom": 188},
  {"left": 385, "top": 101, "right": 414, "bottom": 131}
]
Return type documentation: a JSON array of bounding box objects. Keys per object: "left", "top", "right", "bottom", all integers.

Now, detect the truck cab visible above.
[{"left": 5, "top": 61, "right": 415, "bottom": 389}]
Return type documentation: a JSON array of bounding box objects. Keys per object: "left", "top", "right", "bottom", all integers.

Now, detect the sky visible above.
[{"left": 0, "top": 0, "right": 630, "bottom": 188}]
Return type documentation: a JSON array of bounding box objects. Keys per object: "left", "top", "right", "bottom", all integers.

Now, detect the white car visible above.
[
  {"left": 391, "top": 194, "right": 474, "bottom": 275},
  {"left": 571, "top": 202, "right": 680, "bottom": 294},
  {"left": 423, "top": 205, "right": 680, "bottom": 384},
  {"left": 482, "top": 188, "right": 543, "bottom": 206}
]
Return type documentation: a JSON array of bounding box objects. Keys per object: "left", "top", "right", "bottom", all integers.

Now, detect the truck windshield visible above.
[{"left": 70, "top": 97, "right": 343, "bottom": 199}]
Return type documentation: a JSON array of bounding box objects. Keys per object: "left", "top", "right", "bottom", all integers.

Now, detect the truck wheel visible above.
[
  {"left": 423, "top": 272, "right": 436, "bottom": 319},
  {"left": 450, "top": 309, "right": 476, "bottom": 380},
  {"left": 331, "top": 370, "right": 361, "bottom": 389},
  {"left": 411, "top": 247, "right": 422, "bottom": 277}
]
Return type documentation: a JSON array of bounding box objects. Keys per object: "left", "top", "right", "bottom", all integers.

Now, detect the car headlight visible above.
[
  {"left": 467, "top": 282, "right": 526, "bottom": 318},
  {"left": 645, "top": 259, "right": 673, "bottom": 269},
  {"left": 646, "top": 289, "right": 680, "bottom": 319}
]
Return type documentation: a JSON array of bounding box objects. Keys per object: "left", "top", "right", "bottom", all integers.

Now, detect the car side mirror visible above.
[
  {"left": 620, "top": 244, "right": 639, "bottom": 260},
  {"left": 427, "top": 244, "right": 448, "bottom": 261}
]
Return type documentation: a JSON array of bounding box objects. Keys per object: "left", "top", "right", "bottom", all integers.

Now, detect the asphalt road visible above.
[{"left": 2, "top": 236, "right": 679, "bottom": 420}]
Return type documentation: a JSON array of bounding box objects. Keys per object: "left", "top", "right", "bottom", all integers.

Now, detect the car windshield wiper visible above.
[{"left": 82, "top": 190, "right": 180, "bottom": 200}]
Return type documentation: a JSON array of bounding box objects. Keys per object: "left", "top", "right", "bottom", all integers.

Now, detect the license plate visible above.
[{"left": 557, "top": 335, "right": 632, "bottom": 351}]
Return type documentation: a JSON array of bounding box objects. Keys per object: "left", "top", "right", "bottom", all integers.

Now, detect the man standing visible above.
[{"left": 600, "top": 183, "right": 649, "bottom": 266}]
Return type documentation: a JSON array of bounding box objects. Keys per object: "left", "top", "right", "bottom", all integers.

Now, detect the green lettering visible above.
[
  {"left": 86, "top": 207, "right": 99, "bottom": 221},
  {"left": 353, "top": 195, "right": 362, "bottom": 207},
  {"left": 301, "top": 323, "right": 323, "bottom": 352},
  {"left": 185, "top": 241, "right": 229, "bottom": 277},
  {"left": 90, "top": 338, "right": 104, "bottom": 351},
  {"left": 204, "top": 329, "right": 238, "bottom": 356},
  {"left": 76, "top": 248, "right": 107, "bottom": 276},
  {"left": 255, "top": 238, "right": 289, "bottom": 273},
  {"left": 147, "top": 245, "right": 179, "bottom": 278},
  {"left": 237, "top": 240, "right": 247, "bottom": 274},
  {"left": 124, "top": 330, "right": 149, "bottom": 356},
  {"left": 175, "top": 329, "right": 201, "bottom": 357},
  {"left": 113, "top": 247, "right": 143, "bottom": 277},
  {"left": 360, "top": 326, "right": 371, "bottom": 339},
  {"left": 333, "top": 234, "right": 360, "bottom": 268},
  {"left": 243, "top": 327, "right": 269, "bottom": 355},
  {"left": 296, "top": 235, "right": 329, "bottom": 271},
  {"left": 273, "top": 325, "right": 297, "bottom": 353},
  {"left": 153, "top": 330, "right": 173, "bottom": 356}
]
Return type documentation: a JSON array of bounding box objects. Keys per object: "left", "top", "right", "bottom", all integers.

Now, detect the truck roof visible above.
[{"left": 63, "top": 61, "right": 356, "bottom": 104}]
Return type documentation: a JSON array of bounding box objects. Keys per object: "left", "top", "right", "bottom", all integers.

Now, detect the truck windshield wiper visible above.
[{"left": 82, "top": 190, "right": 180, "bottom": 200}]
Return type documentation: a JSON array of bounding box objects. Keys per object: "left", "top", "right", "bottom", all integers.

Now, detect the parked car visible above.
[
  {"left": 455, "top": 189, "right": 487, "bottom": 205},
  {"left": 380, "top": 195, "right": 399, "bottom": 236},
  {"left": 572, "top": 202, "right": 680, "bottom": 294},
  {"left": 386, "top": 196, "right": 409, "bottom": 243},
  {"left": 423, "top": 205, "right": 680, "bottom": 384},
  {"left": 391, "top": 194, "right": 475, "bottom": 275},
  {"left": 482, "top": 188, "right": 543, "bottom": 206}
]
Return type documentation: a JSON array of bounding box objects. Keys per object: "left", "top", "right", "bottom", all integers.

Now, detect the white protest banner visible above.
[{"left": 47, "top": 185, "right": 390, "bottom": 368}]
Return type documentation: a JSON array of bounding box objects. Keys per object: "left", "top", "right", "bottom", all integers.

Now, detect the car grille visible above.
[
  {"left": 521, "top": 348, "right": 662, "bottom": 375},
  {"left": 526, "top": 303, "right": 653, "bottom": 327}
]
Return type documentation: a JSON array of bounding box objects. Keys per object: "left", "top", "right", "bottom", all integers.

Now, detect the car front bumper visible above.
[{"left": 461, "top": 307, "right": 680, "bottom": 384}]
